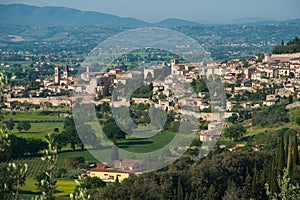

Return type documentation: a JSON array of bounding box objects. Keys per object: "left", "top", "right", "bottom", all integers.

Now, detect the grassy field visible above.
[
  {"left": 4, "top": 111, "right": 63, "bottom": 121},
  {"left": 118, "top": 131, "right": 176, "bottom": 153},
  {"left": 58, "top": 150, "right": 99, "bottom": 162},
  {"left": 217, "top": 137, "right": 234, "bottom": 147},
  {"left": 2, "top": 111, "right": 65, "bottom": 140},
  {"left": 56, "top": 130, "right": 175, "bottom": 162},
  {"left": 20, "top": 177, "right": 77, "bottom": 198},
  {"left": 13, "top": 122, "right": 64, "bottom": 140}
]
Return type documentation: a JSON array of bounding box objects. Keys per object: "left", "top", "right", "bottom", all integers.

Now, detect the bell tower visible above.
[
  {"left": 54, "top": 66, "right": 60, "bottom": 84},
  {"left": 63, "top": 64, "right": 69, "bottom": 79}
]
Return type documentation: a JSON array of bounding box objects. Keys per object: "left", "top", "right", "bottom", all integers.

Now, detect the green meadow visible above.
[{"left": 20, "top": 177, "right": 77, "bottom": 198}]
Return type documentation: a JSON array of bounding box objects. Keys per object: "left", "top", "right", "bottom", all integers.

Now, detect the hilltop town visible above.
[
  {"left": 2, "top": 51, "right": 300, "bottom": 142},
  {"left": 0, "top": 4, "right": 300, "bottom": 199}
]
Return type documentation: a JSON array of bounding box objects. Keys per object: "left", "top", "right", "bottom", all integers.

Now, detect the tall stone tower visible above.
[
  {"left": 54, "top": 66, "right": 60, "bottom": 84},
  {"left": 263, "top": 53, "right": 271, "bottom": 63},
  {"left": 171, "top": 58, "right": 179, "bottom": 67},
  {"left": 171, "top": 58, "right": 179, "bottom": 75},
  {"left": 86, "top": 66, "right": 91, "bottom": 73},
  {"left": 63, "top": 64, "right": 69, "bottom": 79}
]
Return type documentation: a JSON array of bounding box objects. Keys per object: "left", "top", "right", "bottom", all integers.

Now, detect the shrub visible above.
[{"left": 65, "top": 156, "right": 85, "bottom": 169}]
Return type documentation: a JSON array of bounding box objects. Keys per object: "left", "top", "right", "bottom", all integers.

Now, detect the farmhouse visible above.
[{"left": 88, "top": 163, "right": 132, "bottom": 182}]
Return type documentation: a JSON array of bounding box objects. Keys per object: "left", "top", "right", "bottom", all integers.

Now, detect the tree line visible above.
[{"left": 272, "top": 37, "right": 300, "bottom": 54}]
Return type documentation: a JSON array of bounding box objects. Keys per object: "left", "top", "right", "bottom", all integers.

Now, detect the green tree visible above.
[
  {"left": 79, "top": 176, "right": 105, "bottom": 190},
  {"left": 223, "top": 124, "right": 246, "bottom": 141},
  {"left": 0, "top": 128, "right": 11, "bottom": 161},
  {"left": 70, "top": 175, "right": 91, "bottom": 200},
  {"left": 296, "top": 117, "right": 300, "bottom": 126},
  {"left": 34, "top": 133, "right": 58, "bottom": 200},
  {"left": 22, "top": 122, "right": 31, "bottom": 132},
  {"left": 257, "top": 53, "right": 265, "bottom": 62},
  {"left": 102, "top": 118, "right": 126, "bottom": 143},
  {"left": 242, "top": 173, "right": 252, "bottom": 200},
  {"left": 16, "top": 123, "right": 23, "bottom": 132},
  {"left": 276, "top": 131, "right": 285, "bottom": 174},
  {"left": 292, "top": 133, "right": 299, "bottom": 167},
  {"left": 0, "top": 72, "right": 29, "bottom": 200},
  {"left": 251, "top": 164, "right": 259, "bottom": 198},
  {"left": 5, "top": 120, "right": 15, "bottom": 131},
  {"left": 205, "top": 185, "right": 217, "bottom": 200},
  {"left": 161, "top": 183, "right": 174, "bottom": 200},
  {"left": 269, "top": 158, "right": 279, "bottom": 194},
  {"left": 227, "top": 113, "right": 238, "bottom": 124},
  {"left": 65, "top": 156, "right": 85, "bottom": 169},
  {"left": 6, "top": 162, "right": 28, "bottom": 200},
  {"left": 177, "top": 177, "right": 184, "bottom": 200},
  {"left": 266, "top": 168, "right": 300, "bottom": 200},
  {"left": 222, "top": 181, "right": 241, "bottom": 200},
  {"left": 53, "top": 133, "right": 68, "bottom": 151},
  {"left": 62, "top": 117, "right": 81, "bottom": 151}
]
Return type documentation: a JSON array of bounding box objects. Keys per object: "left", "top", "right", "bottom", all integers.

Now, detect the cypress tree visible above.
[
  {"left": 260, "top": 162, "right": 268, "bottom": 199},
  {"left": 205, "top": 185, "right": 217, "bottom": 200},
  {"left": 115, "top": 175, "right": 120, "bottom": 183},
  {"left": 292, "top": 133, "right": 299, "bottom": 166},
  {"left": 184, "top": 193, "right": 189, "bottom": 200},
  {"left": 177, "top": 177, "right": 184, "bottom": 200},
  {"left": 268, "top": 160, "right": 272, "bottom": 187},
  {"left": 195, "top": 188, "right": 200, "bottom": 200},
  {"left": 161, "top": 183, "right": 174, "bottom": 200},
  {"left": 251, "top": 163, "right": 259, "bottom": 198},
  {"left": 189, "top": 192, "right": 195, "bottom": 200},
  {"left": 284, "top": 133, "right": 289, "bottom": 166},
  {"left": 242, "top": 173, "right": 252, "bottom": 200},
  {"left": 276, "top": 132, "right": 285, "bottom": 174},
  {"left": 269, "top": 157, "right": 278, "bottom": 194},
  {"left": 287, "top": 137, "right": 292, "bottom": 172},
  {"left": 223, "top": 181, "right": 241, "bottom": 200},
  {"left": 226, "top": 178, "right": 231, "bottom": 192}
]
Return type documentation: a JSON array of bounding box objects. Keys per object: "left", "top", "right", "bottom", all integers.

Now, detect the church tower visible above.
[
  {"left": 63, "top": 63, "right": 69, "bottom": 79},
  {"left": 54, "top": 66, "right": 60, "bottom": 84},
  {"left": 171, "top": 58, "right": 179, "bottom": 75}
]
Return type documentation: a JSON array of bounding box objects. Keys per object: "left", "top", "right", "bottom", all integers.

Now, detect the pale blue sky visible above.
[{"left": 0, "top": 0, "right": 299, "bottom": 23}]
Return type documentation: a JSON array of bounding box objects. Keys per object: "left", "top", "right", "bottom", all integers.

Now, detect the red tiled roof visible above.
[{"left": 88, "top": 168, "right": 132, "bottom": 174}]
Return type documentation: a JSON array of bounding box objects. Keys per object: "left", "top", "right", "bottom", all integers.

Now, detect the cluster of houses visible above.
[
  {"left": 75, "top": 52, "right": 300, "bottom": 145},
  {"left": 223, "top": 53, "right": 300, "bottom": 110},
  {"left": 2, "top": 65, "right": 75, "bottom": 110}
]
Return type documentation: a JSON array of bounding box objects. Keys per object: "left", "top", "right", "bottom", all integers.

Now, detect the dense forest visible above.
[{"left": 272, "top": 37, "right": 300, "bottom": 54}]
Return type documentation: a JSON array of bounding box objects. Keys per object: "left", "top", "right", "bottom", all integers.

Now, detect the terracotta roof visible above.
[
  {"left": 88, "top": 168, "right": 132, "bottom": 174},
  {"left": 95, "top": 163, "right": 107, "bottom": 169}
]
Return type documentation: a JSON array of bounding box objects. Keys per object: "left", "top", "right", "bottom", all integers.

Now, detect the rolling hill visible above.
[
  {"left": 0, "top": 4, "right": 150, "bottom": 27},
  {"left": 0, "top": 4, "right": 299, "bottom": 27}
]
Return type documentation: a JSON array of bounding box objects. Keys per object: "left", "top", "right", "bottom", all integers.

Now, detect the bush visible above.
[
  {"left": 65, "top": 156, "right": 85, "bottom": 169},
  {"left": 55, "top": 168, "right": 68, "bottom": 178},
  {"left": 296, "top": 117, "right": 300, "bottom": 126},
  {"left": 252, "top": 104, "right": 289, "bottom": 127}
]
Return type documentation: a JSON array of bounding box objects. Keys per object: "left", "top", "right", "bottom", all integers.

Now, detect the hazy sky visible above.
[{"left": 1, "top": 0, "right": 300, "bottom": 23}]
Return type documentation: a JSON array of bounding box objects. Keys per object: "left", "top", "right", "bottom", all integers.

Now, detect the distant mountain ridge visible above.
[
  {"left": 0, "top": 4, "right": 299, "bottom": 27},
  {"left": 155, "top": 18, "right": 201, "bottom": 27},
  {"left": 0, "top": 4, "right": 149, "bottom": 27}
]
